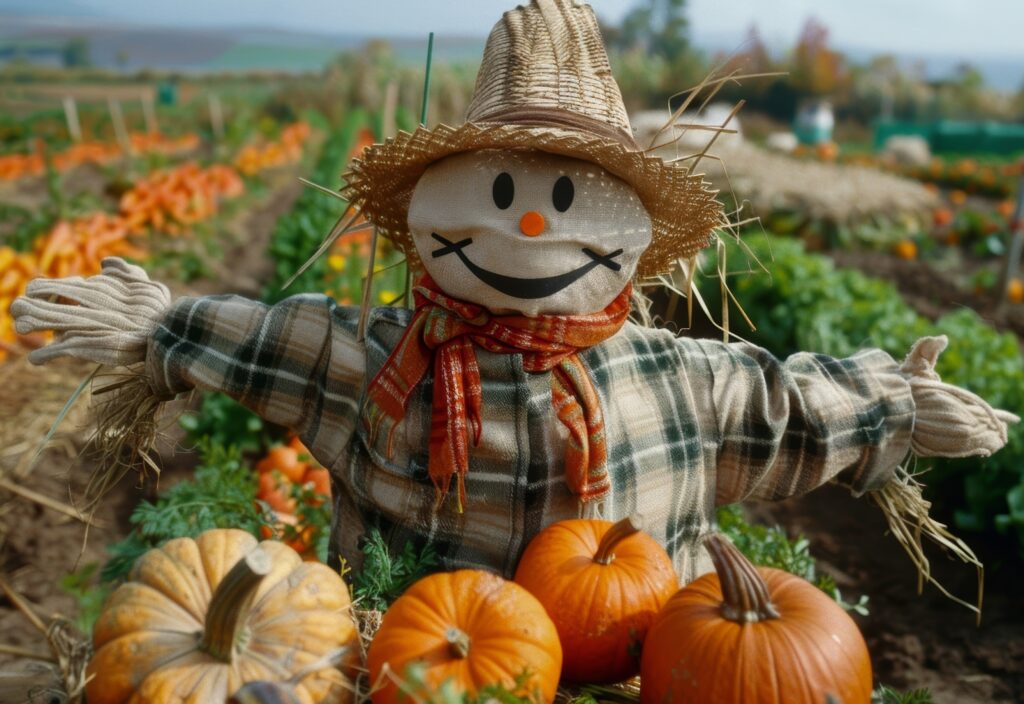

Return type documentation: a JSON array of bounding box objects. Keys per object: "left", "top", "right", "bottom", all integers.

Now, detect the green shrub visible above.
[{"left": 704, "top": 234, "right": 1024, "bottom": 556}]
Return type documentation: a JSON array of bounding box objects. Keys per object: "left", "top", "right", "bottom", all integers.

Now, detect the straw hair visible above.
[{"left": 343, "top": 0, "right": 723, "bottom": 278}]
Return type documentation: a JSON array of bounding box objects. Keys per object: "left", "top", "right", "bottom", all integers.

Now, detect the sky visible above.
[{"left": 27, "top": 0, "right": 1023, "bottom": 61}]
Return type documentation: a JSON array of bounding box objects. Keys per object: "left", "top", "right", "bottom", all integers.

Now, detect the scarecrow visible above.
[{"left": 11, "top": 0, "right": 1016, "bottom": 583}]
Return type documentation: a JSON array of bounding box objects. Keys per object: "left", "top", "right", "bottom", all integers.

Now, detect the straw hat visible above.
[{"left": 342, "top": 0, "right": 723, "bottom": 278}]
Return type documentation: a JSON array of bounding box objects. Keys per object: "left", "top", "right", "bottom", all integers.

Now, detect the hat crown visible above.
[{"left": 465, "top": 0, "right": 634, "bottom": 145}]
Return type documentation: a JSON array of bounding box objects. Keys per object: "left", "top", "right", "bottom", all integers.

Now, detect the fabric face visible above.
[{"left": 407, "top": 149, "right": 652, "bottom": 316}]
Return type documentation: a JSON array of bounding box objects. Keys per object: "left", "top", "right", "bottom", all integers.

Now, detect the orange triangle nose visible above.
[{"left": 519, "top": 211, "right": 545, "bottom": 237}]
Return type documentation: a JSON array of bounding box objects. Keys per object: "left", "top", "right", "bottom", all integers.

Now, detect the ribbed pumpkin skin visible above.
[
  {"left": 366, "top": 570, "right": 562, "bottom": 703},
  {"left": 514, "top": 519, "right": 677, "bottom": 683},
  {"left": 86, "top": 529, "right": 359, "bottom": 704},
  {"left": 640, "top": 566, "right": 872, "bottom": 704}
]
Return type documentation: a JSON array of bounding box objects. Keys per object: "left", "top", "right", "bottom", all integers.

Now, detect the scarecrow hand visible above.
[
  {"left": 901, "top": 335, "right": 1019, "bottom": 458},
  {"left": 11, "top": 257, "right": 171, "bottom": 367}
]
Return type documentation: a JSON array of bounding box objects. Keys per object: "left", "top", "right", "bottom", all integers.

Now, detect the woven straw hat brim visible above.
[{"left": 342, "top": 121, "right": 722, "bottom": 278}]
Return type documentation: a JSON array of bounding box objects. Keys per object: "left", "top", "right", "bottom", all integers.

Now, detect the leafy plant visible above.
[
  {"left": 393, "top": 663, "right": 542, "bottom": 704},
  {"left": 351, "top": 528, "right": 438, "bottom": 611},
  {"left": 101, "top": 440, "right": 272, "bottom": 582},
  {"left": 263, "top": 108, "right": 369, "bottom": 302},
  {"left": 717, "top": 504, "right": 868, "bottom": 614},
  {"left": 57, "top": 563, "right": 110, "bottom": 633},
  {"left": 873, "top": 685, "right": 933, "bottom": 703},
  {"left": 179, "top": 392, "right": 265, "bottom": 452}
]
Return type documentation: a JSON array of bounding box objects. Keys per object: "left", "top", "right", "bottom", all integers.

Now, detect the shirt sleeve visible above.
[
  {"left": 146, "top": 293, "right": 365, "bottom": 465},
  {"left": 684, "top": 338, "right": 916, "bottom": 505}
]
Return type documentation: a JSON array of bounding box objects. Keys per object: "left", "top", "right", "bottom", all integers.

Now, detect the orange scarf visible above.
[{"left": 362, "top": 277, "right": 631, "bottom": 511}]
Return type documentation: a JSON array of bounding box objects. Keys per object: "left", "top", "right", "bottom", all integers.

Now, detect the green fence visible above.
[{"left": 874, "top": 119, "right": 1024, "bottom": 155}]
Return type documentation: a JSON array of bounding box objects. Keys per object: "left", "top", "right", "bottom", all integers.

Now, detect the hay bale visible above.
[
  {"left": 632, "top": 103, "right": 743, "bottom": 154},
  {"left": 765, "top": 131, "right": 799, "bottom": 153},
  {"left": 644, "top": 135, "right": 938, "bottom": 224},
  {"left": 882, "top": 135, "right": 932, "bottom": 167}
]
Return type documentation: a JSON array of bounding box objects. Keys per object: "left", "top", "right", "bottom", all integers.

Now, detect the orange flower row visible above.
[
  {"left": 322, "top": 127, "right": 379, "bottom": 292},
  {"left": 0, "top": 132, "right": 200, "bottom": 182},
  {"left": 119, "top": 162, "right": 245, "bottom": 235},
  {"left": 0, "top": 214, "right": 145, "bottom": 361},
  {"left": 233, "top": 121, "right": 311, "bottom": 176}
]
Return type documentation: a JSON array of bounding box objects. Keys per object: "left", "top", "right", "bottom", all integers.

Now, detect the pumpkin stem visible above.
[
  {"left": 201, "top": 548, "right": 272, "bottom": 662},
  {"left": 704, "top": 534, "right": 780, "bottom": 624},
  {"left": 445, "top": 627, "right": 471, "bottom": 659},
  {"left": 593, "top": 515, "right": 643, "bottom": 565}
]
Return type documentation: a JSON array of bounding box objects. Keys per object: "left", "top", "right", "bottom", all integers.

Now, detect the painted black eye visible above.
[
  {"left": 552, "top": 175, "right": 574, "bottom": 212},
  {"left": 492, "top": 172, "right": 514, "bottom": 209}
]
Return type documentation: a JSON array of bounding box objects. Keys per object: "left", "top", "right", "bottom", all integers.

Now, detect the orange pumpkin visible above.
[
  {"left": 640, "top": 534, "right": 872, "bottom": 704},
  {"left": 258, "top": 470, "right": 296, "bottom": 514},
  {"left": 86, "top": 528, "right": 359, "bottom": 704},
  {"left": 933, "top": 207, "right": 954, "bottom": 228},
  {"left": 366, "top": 569, "right": 562, "bottom": 703},
  {"left": 257, "top": 445, "right": 309, "bottom": 483},
  {"left": 514, "top": 517, "right": 677, "bottom": 683},
  {"left": 303, "top": 467, "right": 332, "bottom": 503},
  {"left": 893, "top": 239, "right": 917, "bottom": 260},
  {"left": 1008, "top": 278, "right": 1024, "bottom": 304}
]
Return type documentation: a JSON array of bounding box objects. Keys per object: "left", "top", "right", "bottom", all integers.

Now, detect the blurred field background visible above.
[{"left": 1, "top": 1, "right": 1023, "bottom": 702}]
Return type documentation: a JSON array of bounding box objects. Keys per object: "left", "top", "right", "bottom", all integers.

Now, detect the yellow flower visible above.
[
  {"left": 377, "top": 289, "right": 399, "bottom": 304},
  {"left": 328, "top": 254, "right": 347, "bottom": 272}
]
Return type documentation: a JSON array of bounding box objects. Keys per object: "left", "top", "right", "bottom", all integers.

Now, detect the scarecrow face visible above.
[{"left": 407, "top": 150, "right": 652, "bottom": 316}]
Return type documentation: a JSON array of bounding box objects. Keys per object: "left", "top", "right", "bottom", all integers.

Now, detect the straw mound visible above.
[
  {"left": 633, "top": 115, "right": 938, "bottom": 224},
  {"left": 0, "top": 357, "right": 93, "bottom": 480},
  {"left": 708, "top": 142, "right": 939, "bottom": 222}
]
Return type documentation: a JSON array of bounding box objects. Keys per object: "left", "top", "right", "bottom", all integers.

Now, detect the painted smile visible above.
[{"left": 430, "top": 233, "right": 623, "bottom": 299}]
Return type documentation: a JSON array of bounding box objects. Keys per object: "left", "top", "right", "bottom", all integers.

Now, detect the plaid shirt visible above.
[{"left": 148, "top": 293, "right": 915, "bottom": 583}]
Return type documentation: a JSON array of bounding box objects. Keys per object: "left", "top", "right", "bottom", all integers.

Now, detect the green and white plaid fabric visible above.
[{"left": 148, "top": 293, "right": 915, "bottom": 583}]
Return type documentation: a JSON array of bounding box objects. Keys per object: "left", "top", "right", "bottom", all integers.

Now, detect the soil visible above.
[{"left": 747, "top": 485, "right": 1024, "bottom": 704}]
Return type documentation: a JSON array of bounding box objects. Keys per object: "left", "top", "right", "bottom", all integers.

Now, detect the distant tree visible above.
[
  {"left": 950, "top": 62, "right": 985, "bottom": 116},
  {"left": 789, "top": 17, "right": 846, "bottom": 96},
  {"left": 116, "top": 49, "right": 129, "bottom": 69},
  {"left": 720, "top": 25, "right": 774, "bottom": 78},
  {"left": 62, "top": 37, "right": 91, "bottom": 68},
  {"left": 614, "top": 0, "right": 689, "bottom": 62}
]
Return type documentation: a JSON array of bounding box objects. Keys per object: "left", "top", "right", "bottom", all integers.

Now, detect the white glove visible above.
[
  {"left": 901, "top": 335, "right": 1019, "bottom": 458},
  {"left": 11, "top": 257, "right": 171, "bottom": 367}
]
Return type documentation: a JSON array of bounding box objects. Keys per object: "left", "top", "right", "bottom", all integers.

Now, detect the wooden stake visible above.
[
  {"left": 62, "top": 96, "right": 81, "bottom": 142},
  {"left": 208, "top": 93, "right": 225, "bottom": 142},
  {"left": 997, "top": 170, "right": 1024, "bottom": 316},
  {"left": 107, "top": 98, "right": 131, "bottom": 155},
  {"left": 141, "top": 93, "right": 158, "bottom": 134},
  {"left": 382, "top": 80, "right": 398, "bottom": 140}
]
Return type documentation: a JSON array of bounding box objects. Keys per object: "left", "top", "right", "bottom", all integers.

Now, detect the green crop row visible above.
[
  {"left": 703, "top": 234, "right": 1024, "bottom": 557},
  {"left": 262, "top": 107, "right": 369, "bottom": 302}
]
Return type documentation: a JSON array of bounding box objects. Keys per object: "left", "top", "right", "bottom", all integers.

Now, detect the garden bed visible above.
[
  {"left": 748, "top": 484, "right": 1024, "bottom": 704},
  {"left": 830, "top": 250, "right": 1024, "bottom": 345}
]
